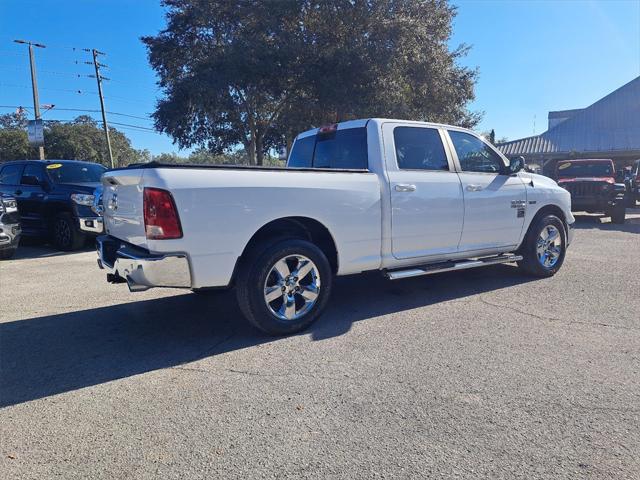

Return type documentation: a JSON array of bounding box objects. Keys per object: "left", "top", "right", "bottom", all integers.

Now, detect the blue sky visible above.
[{"left": 1, "top": 0, "right": 639, "bottom": 154}]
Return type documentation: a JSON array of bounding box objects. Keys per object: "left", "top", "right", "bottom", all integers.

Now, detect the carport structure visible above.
[{"left": 497, "top": 76, "right": 640, "bottom": 177}]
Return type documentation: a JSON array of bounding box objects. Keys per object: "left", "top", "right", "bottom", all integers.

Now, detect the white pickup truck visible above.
[{"left": 97, "top": 119, "right": 574, "bottom": 335}]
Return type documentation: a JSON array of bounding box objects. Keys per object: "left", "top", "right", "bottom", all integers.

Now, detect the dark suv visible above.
[
  {"left": 556, "top": 159, "right": 627, "bottom": 224},
  {"left": 0, "top": 160, "right": 106, "bottom": 250}
]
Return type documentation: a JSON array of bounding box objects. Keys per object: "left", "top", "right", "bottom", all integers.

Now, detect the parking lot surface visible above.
[{"left": 1, "top": 211, "right": 639, "bottom": 479}]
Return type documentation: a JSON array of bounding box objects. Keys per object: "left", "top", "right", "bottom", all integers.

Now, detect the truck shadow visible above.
[
  {"left": 572, "top": 210, "right": 640, "bottom": 234},
  {"left": 9, "top": 238, "right": 96, "bottom": 261},
  {"left": 0, "top": 265, "right": 537, "bottom": 408}
]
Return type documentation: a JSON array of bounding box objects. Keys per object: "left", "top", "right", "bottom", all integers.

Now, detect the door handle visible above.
[
  {"left": 465, "top": 184, "right": 483, "bottom": 192},
  {"left": 395, "top": 184, "right": 416, "bottom": 192},
  {"left": 14, "top": 189, "right": 22, "bottom": 195}
]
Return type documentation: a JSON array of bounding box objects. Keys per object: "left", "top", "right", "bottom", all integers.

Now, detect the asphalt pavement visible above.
[{"left": 1, "top": 211, "right": 639, "bottom": 479}]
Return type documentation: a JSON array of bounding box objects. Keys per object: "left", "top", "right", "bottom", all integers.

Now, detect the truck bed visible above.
[{"left": 102, "top": 164, "right": 382, "bottom": 288}]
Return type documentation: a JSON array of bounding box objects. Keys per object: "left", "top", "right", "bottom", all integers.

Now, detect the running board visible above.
[{"left": 385, "top": 254, "right": 523, "bottom": 280}]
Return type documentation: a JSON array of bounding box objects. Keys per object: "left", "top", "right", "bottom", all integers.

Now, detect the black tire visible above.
[
  {"left": 517, "top": 214, "right": 567, "bottom": 277},
  {"left": 235, "top": 238, "right": 333, "bottom": 336},
  {"left": 51, "top": 213, "right": 85, "bottom": 251},
  {"left": 625, "top": 192, "right": 635, "bottom": 208},
  {"left": 0, "top": 247, "right": 17, "bottom": 260},
  {"left": 610, "top": 203, "right": 626, "bottom": 224}
]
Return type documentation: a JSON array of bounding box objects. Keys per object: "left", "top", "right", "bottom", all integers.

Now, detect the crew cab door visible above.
[
  {"left": 383, "top": 123, "right": 464, "bottom": 259},
  {"left": 445, "top": 130, "right": 526, "bottom": 252},
  {"left": 18, "top": 163, "right": 48, "bottom": 234}
]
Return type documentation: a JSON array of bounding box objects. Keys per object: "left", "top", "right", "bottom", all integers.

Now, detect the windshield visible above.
[
  {"left": 45, "top": 162, "right": 106, "bottom": 184},
  {"left": 557, "top": 161, "right": 613, "bottom": 178}
]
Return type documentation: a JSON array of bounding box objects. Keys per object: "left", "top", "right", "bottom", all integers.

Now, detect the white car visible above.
[{"left": 97, "top": 119, "right": 574, "bottom": 335}]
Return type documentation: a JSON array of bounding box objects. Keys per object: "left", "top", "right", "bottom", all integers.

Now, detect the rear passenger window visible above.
[
  {"left": 288, "top": 127, "right": 368, "bottom": 170},
  {"left": 393, "top": 127, "right": 449, "bottom": 170},
  {"left": 0, "top": 164, "right": 23, "bottom": 185},
  {"left": 22, "top": 163, "right": 46, "bottom": 184}
]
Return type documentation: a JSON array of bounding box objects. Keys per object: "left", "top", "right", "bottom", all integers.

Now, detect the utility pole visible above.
[
  {"left": 88, "top": 49, "right": 114, "bottom": 168},
  {"left": 14, "top": 39, "right": 46, "bottom": 160}
]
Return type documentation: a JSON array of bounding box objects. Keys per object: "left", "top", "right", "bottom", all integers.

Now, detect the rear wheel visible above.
[
  {"left": 236, "top": 238, "right": 333, "bottom": 336},
  {"left": 51, "top": 213, "right": 85, "bottom": 251},
  {"left": 517, "top": 214, "right": 567, "bottom": 277}
]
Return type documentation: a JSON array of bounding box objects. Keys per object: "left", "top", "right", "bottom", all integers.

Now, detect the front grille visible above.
[{"left": 565, "top": 182, "right": 602, "bottom": 198}]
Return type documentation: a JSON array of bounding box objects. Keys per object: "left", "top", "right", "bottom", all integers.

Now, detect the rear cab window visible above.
[{"left": 288, "top": 126, "right": 368, "bottom": 170}]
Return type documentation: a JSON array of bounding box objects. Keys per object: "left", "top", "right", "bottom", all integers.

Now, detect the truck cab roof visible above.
[{"left": 295, "top": 118, "right": 471, "bottom": 139}]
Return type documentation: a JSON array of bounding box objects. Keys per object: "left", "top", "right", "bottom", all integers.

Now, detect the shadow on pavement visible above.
[
  {"left": 9, "top": 238, "right": 95, "bottom": 261},
  {"left": 572, "top": 209, "right": 640, "bottom": 234},
  {"left": 0, "top": 265, "right": 537, "bottom": 408}
]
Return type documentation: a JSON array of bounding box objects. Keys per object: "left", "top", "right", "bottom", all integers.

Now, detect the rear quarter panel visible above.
[{"left": 142, "top": 168, "right": 382, "bottom": 288}]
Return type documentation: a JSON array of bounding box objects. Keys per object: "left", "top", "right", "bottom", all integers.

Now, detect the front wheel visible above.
[
  {"left": 610, "top": 203, "right": 626, "bottom": 224},
  {"left": 0, "top": 247, "right": 17, "bottom": 260},
  {"left": 51, "top": 213, "right": 85, "bottom": 251},
  {"left": 236, "top": 238, "right": 333, "bottom": 336},
  {"left": 517, "top": 214, "right": 567, "bottom": 277}
]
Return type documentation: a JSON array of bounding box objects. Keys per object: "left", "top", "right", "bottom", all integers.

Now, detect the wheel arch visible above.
[
  {"left": 235, "top": 216, "right": 339, "bottom": 282},
  {"left": 521, "top": 203, "right": 569, "bottom": 247}
]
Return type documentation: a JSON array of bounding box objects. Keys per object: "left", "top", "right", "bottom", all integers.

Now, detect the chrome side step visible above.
[{"left": 385, "top": 254, "right": 523, "bottom": 280}]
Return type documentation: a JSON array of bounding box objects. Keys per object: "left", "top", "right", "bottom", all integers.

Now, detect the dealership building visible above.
[{"left": 497, "top": 76, "right": 640, "bottom": 177}]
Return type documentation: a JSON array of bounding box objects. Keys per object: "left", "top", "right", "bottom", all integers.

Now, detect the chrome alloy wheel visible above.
[
  {"left": 536, "top": 224, "right": 562, "bottom": 268},
  {"left": 263, "top": 254, "right": 321, "bottom": 321}
]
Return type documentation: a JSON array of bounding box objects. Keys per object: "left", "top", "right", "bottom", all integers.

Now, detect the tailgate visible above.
[{"left": 102, "top": 168, "right": 147, "bottom": 248}]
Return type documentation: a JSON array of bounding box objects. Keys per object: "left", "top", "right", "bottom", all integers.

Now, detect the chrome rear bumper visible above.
[{"left": 96, "top": 235, "right": 191, "bottom": 292}]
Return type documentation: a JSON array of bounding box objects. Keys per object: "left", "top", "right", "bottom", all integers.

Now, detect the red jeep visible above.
[{"left": 556, "top": 159, "right": 627, "bottom": 224}]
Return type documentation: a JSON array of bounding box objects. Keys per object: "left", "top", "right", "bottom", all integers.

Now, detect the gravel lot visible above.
[{"left": 1, "top": 210, "right": 639, "bottom": 479}]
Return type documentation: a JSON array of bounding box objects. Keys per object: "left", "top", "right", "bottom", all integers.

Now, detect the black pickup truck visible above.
[{"left": 0, "top": 160, "right": 105, "bottom": 250}]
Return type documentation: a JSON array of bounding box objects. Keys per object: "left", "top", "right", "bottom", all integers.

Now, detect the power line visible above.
[
  {"left": 53, "top": 108, "right": 152, "bottom": 121},
  {"left": 0, "top": 82, "right": 93, "bottom": 95},
  {"left": 105, "top": 120, "right": 155, "bottom": 131},
  {"left": 0, "top": 105, "right": 153, "bottom": 123}
]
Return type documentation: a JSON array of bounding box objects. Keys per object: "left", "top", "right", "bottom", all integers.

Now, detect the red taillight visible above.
[{"left": 143, "top": 187, "right": 182, "bottom": 240}]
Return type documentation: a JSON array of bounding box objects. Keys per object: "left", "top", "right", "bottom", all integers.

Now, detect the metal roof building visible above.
[{"left": 497, "top": 76, "right": 640, "bottom": 175}]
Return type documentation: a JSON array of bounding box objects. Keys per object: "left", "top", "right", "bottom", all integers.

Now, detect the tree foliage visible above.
[
  {"left": 0, "top": 113, "right": 149, "bottom": 166},
  {"left": 144, "top": 0, "right": 480, "bottom": 165}
]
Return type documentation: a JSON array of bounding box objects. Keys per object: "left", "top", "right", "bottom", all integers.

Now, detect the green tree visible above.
[
  {"left": 144, "top": 0, "right": 480, "bottom": 165},
  {"left": 0, "top": 112, "right": 35, "bottom": 161},
  {"left": 0, "top": 114, "right": 148, "bottom": 166}
]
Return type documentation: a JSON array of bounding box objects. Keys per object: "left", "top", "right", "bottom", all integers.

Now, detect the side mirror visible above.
[{"left": 507, "top": 156, "right": 525, "bottom": 175}]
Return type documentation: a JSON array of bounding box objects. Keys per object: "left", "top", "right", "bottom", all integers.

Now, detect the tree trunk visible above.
[
  {"left": 256, "top": 135, "right": 264, "bottom": 166},
  {"left": 246, "top": 138, "right": 256, "bottom": 166}
]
